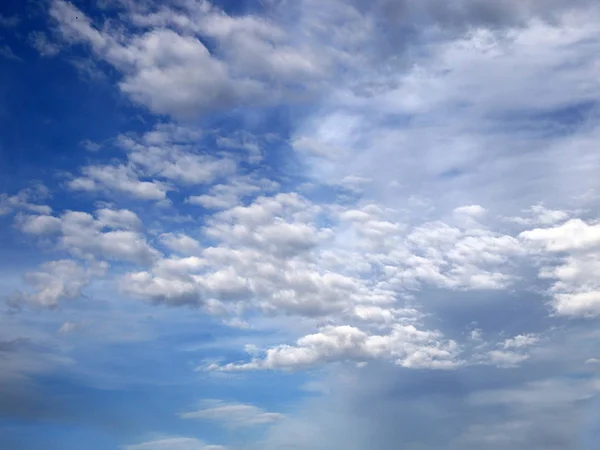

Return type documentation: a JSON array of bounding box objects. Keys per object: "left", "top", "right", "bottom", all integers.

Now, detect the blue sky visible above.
[{"left": 2, "top": 0, "right": 600, "bottom": 449}]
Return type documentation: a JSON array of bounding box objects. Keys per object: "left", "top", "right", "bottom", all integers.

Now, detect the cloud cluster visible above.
[
  {"left": 48, "top": 0, "right": 346, "bottom": 118},
  {"left": 3, "top": 0, "right": 600, "bottom": 449},
  {"left": 16, "top": 207, "right": 159, "bottom": 265},
  {"left": 210, "top": 324, "right": 460, "bottom": 371}
]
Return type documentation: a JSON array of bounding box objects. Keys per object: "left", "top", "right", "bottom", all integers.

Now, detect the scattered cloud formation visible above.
[{"left": 2, "top": 0, "right": 600, "bottom": 449}]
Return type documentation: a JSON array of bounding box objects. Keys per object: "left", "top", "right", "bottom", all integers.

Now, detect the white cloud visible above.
[
  {"left": 210, "top": 324, "right": 460, "bottom": 371},
  {"left": 69, "top": 164, "right": 170, "bottom": 201},
  {"left": 520, "top": 219, "right": 600, "bottom": 253},
  {"left": 13, "top": 2, "right": 600, "bottom": 389},
  {"left": 68, "top": 124, "right": 243, "bottom": 202},
  {"left": 180, "top": 400, "right": 284, "bottom": 427},
  {"left": 49, "top": 0, "right": 341, "bottom": 118},
  {"left": 481, "top": 334, "right": 540, "bottom": 368},
  {"left": 0, "top": 185, "right": 52, "bottom": 216},
  {"left": 79, "top": 139, "right": 102, "bottom": 152},
  {"left": 16, "top": 214, "right": 62, "bottom": 235},
  {"left": 96, "top": 208, "right": 142, "bottom": 230},
  {"left": 57, "top": 321, "right": 80, "bottom": 335},
  {"left": 122, "top": 271, "right": 200, "bottom": 306},
  {"left": 289, "top": 7, "right": 600, "bottom": 221},
  {"left": 58, "top": 211, "right": 159, "bottom": 264},
  {"left": 119, "top": 132, "right": 237, "bottom": 185},
  {"left": 453, "top": 205, "right": 487, "bottom": 218},
  {"left": 502, "top": 334, "right": 540, "bottom": 350},
  {"left": 521, "top": 219, "right": 600, "bottom": 317},
  {"left": 159, "top": 233, "right": 203, "bottom": 256},
  {"left": 16, "top": 260, "right": 94, "bottom": 308},
  {"left": 117, "top": 29, "right": 263, "bottom": 118},
  {"left": 18, "top": 208, "right": 159, "bottom": 265},
  {"left": 187, "top": 176, "right": 278, "bottom": 210},
  {"left": 505, "top": 204, "right": 570, "bottom": 227},
  {"left": 487, "top": 350, "right": 530, "bottom": 368},
  {"left": 28, "top": 30, "right": 61, "bottom": 56},
  {"left": 0, "top": 44, "right": 22, "bottom": 62},
  {"left": 14, "top": 2, "right": 600, "bottom": 449},
  {"left": 124, "top": 438, "right": 226, "bottom": 450}
]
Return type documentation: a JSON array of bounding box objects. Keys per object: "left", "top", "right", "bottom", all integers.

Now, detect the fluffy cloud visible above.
[
  {"left": 159, "top": 233, "right": 203, "bottom": 256},
  {"left": 3, "top": 2, "right": 600, "bottom": 450},
  {"left": 0, "top": 185, "right": 51, "bottom": 216},
  {"left": 68, "top": 124, "right": 245, "bottom": 202},
  {"left": 187, "top": 176, "right": 279, "bottom": 210},
  {"left": 48, "top": 0, "right": 342, "bottom": 118},
  {"left": 521, "top": 219, "right": 600, "bottom": 317},
  {"left": 210, "top": 324, "right": 460, "bottom": 371},
  {"left": 68, "top": 164, "right": 170, "bottom": 201},
  {"left": 119, "top": 190, "right": 556, "bottom": 372},
  {"left": 118, "top": 131, "right": 236, "bottom": 185},
  {"left": 14, "top": 260, "right": 99, "bottom": 308},
  {"left": 16, "top": 208, "right": 159, "bottom": 265}
]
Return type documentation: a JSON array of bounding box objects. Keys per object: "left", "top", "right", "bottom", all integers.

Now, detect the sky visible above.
[{"left": 1, "top": 0, "right": 600, "bottom": 449}]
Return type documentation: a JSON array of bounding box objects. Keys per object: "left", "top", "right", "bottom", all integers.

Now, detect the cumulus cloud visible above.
[
  {"left": 68, "top": 164, "right": 170, "bottom": 201},
  {"left": 0, "top": 185, "right": 51, "bottom": 216},
  {"left": 68, "top": 124, "right": 245, "bottom": 202},
  {"left": 159, "top": 233, "right": 203, "bottom": 256},
  {"left": 209, "top": 324, "right": 460, "bottom": 371},
  {"left": 118, "top": 131, "right": 236, "bottom": 185},
  {"left": 16, "top": 214, "right": 62, "bottom": 235},
  {"left": 48, "top": 0, "right": 343, "bottom": 118},
  {"left": 6, "top": 1, "right": 600, "bottom": 447},
  {"left": 521, "top": 219, "right": 600, "bottom": 317},
  {"left": 16, "top": 208, "right": 159, "bottom": 265},
  {"left": 14, "top": 260, "right": 97, "bottom": 308},
  {"left": 187, "top": 176, "right": 279, "bottom": 210}
]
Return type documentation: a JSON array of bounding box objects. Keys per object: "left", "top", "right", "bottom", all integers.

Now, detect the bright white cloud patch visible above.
[
  {"left": 522, "top": 219, "right": 600, "bottom": 317},
  {"left": 209, "top": 324, "right": 461, "bottom": 371}
]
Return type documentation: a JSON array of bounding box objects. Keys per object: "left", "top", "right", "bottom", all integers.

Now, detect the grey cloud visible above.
[
  {"left": 293, "top": 10, "right": 600, "bottom": 218},
  {"left": 260, "top": 324, "right": 600, "bottom": 449},
  {"left": 0, "top": 338, "right": 29, "bottom": 353},
  {"left": 351, "top": 0, "right": 598, "bottom": 35}
]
